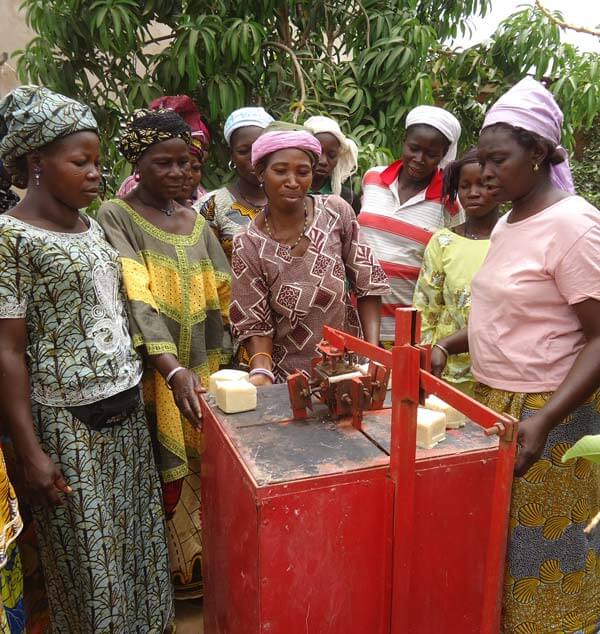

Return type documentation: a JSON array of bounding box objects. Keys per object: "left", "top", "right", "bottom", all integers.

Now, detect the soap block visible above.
[
  {"left": 416, "top": 407, "right": 446, "bottom": 449},
  {"left": 215, "top": 380, "right": 257, "bottom": 414},
  {"left": 208, "top": 369, "right": 249, "bottom": 396},
  {"left": 425, "top": 395, "right": 466, "bottom": 429}
]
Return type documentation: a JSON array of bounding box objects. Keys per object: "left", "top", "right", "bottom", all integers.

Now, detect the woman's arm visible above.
[
  {"left": 515, "top": 298, "right": 600, "bottom": 476},
  {"left": 430, "top": 327, "right": 469, "bottom": 377},
  {"left": 0, "top": 319, "right": 71, "bottom": 506},
  {"left": 357, "top": 296, "right": 381, "bottom": 346},
  {"left": 244, "top": 336, "right": 274, "bottom": 386}
]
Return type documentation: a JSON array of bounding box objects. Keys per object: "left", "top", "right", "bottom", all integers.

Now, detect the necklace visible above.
[
  {"left": 463, "top": 219, "right": 489, "bottom": 240},
  {"left": 233, "top": 183, "right": 267, "bottom": 211},
  {"left": 263, "top": 199, "right": 308, "bottom": 250},
  {"left": 134, "top": 192, "right": 175, "bottom": 216}
]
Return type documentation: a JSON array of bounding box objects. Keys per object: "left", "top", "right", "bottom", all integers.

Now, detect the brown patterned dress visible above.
[{"left": 230, "top": 195, "right": 389, "bottom": 381}]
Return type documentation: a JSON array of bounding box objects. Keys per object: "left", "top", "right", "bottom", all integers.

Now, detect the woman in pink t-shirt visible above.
[{"left": 432, "top": 78, "right": 600, "bottom": 632}]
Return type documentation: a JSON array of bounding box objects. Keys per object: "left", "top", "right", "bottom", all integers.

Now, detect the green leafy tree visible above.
[{"left": 14, "top": 0, "right": 600, "bottom": 195}]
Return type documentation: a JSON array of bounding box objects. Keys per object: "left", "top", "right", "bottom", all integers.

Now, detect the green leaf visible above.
[{"left": 562, "top": 436, "right": 600, "bottom": 464}]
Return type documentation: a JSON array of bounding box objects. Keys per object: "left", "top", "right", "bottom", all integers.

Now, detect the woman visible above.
[
  {"left": 432, "top": 78, "right": 600, "bottom": 633},
  {"left": 413, "top": 149, "right": 499, "bottom": 396},
  {"left": 97, "top": 109, "right": 231, "bottom": 599},
  {"left": 230, "top": 123, "right": 389, "bottom": 385},
  {"left": 117, "top": 94, "right": 210, "bottom": 203},
  {"left": 303, "top": 115, "right": 360, "bottom": 213},
  {"left": 0, "top": 86, "right": 173, "bottom": 632},
  {"left": 195, "top": 106, "right": 274, "bottom": 261},
  {"left": 359, "top": 105, "right": 463, "bottom": 344}
]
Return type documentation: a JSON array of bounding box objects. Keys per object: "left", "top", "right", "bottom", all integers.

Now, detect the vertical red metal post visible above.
[{"left": 389, "top": 308, "right": 421, "bottom": 633}]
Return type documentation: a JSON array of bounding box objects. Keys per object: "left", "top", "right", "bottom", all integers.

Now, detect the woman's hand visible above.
[
  {"left": 171, "top": 369, "right": 205, "bottom": 430},
  {"left": 430, "top": 345, "right": 448, "bottom": 378},
  {"left": 22, "top": 450, "right": 72, "bottom": 507},
  {"left": 249, "top": 373, "right": 273, "bottom": 387},
  {"left": 514, "top": 412, "right": 553, "bottom": 477}
]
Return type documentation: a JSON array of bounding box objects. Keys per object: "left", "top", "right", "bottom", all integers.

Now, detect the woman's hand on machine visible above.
[
  {"left": 430, "top": 345, "right": 448, "bottom": 378},
  {"left": 514, "top": 412, "right": 552, "bottom": 477},
  {"left": 249, "top": 373, "right": 273, "bottom": 387},
  {"left": 171, "top": 369, "right": 204, "bottom": 430}
]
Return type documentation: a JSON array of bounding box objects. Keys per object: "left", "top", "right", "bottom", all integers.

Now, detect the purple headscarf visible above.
[
  {"left": 251, "top": 130, "right": 322, "bottom": 167},
  {"left": 481, "top": 77, "right": 575, "bottom": 193}
]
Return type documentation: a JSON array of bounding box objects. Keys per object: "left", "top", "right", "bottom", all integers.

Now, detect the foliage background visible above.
[{"left": 14, "top": 0, "right": 600, "bottom": 198}]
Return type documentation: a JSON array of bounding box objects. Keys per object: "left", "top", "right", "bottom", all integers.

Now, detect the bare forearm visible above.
[
  {"left": 0, "top": 353, "right": 43, "bottom": 460},
  {"left": 437, "top": 327, "right": 469, "bottom": 355},
  {"left": 244, "top": 336, "right": 273, "bottom": 370},
  {"left": 357, "top": 295, "right": 381, "bottom": 345},
  {"left": 146, "top": 352, "right": 181, "bottom": 379}
]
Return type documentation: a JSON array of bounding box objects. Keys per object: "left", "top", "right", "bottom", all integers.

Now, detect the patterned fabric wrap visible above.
[
  {"left": 194, "top": 186, "right": 261, "bottom": 262},
  {"left": 230, "top": 195, "right": 389, "bottom": 381},
  {"left": 97, "top": 199, "right": 231, "bottom": 484},
  {"left": 0, "top": 215, "right": 142, "bottom": 407},
  {"left": 118, "top": 109, "right": 192, "bottom": 164},
  {"left": 30, "top": 399, "right": 174, "bottom": 632},
  {"left": 413, "top": 228, "right": 490, "bottom": 388},
  {"left": 475, "top": 385, "right": 600, "bottom": 633},
  {"left": 0, "top": 85, "right": 97, "bottom": 171},
  {"left": 0, "top": 542, "right": 24, "bottom": 634}
]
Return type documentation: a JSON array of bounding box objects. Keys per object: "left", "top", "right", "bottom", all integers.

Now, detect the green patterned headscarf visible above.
[{"left": 0, "top": 85, "right": 98, "bottom": 171}]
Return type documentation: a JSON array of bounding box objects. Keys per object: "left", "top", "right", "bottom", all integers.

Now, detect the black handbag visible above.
[{"left": 65, "top": 385, "right": 141, "bottom": 430}]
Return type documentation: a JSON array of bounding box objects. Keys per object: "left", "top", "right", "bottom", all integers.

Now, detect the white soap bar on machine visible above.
[
  {"left": 208, "top": 369, "right": 249, "bottom": 396},
  {"left": 424, "top": 395, "right": 466, "bottom": 429},
  {"left": 215, "top": 380, "right": 257, "bottom": 414},
  {"left": 416, "top": 407, "right": 446, "bottom": 449}
]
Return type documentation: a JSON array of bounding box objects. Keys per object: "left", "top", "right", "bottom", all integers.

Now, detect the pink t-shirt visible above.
[{"left": 469, "top": 196, "right": 600, "bottom": 392}]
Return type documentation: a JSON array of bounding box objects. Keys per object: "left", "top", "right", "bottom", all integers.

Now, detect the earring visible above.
[
  {"left": 228, "top": 160, "right": 236, "bottom": 171},
  {"left": 33, "top": 166, "right": 41, "bottom": 186},
  {"left": 533, "top": 163, "right": 539, "bottom": 172},
  {"left": 134, "top": 168, "right": 141, "bottom": 182}
]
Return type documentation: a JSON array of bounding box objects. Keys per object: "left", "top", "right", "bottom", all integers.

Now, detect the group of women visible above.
[{"left": 0, "top": 71, "right": 596, "bottom": 634}]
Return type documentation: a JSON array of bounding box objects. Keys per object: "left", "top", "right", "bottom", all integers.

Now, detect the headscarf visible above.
[
  {"left": 251, "top": 123, "right": 322, "bottom": 167},
  {"left": 405, "top": 105, "right": 461, "bottom": 169},
  {"left": 0, "top": 85, "right": 97, "bottom": 171},
  {"left": 149, "top": 95, "right": 210, "bottom": 162},
  {"left": 118, "top": 109, "right": 192, "bottom": 164},
  {"left": 224, "top": 107, "right": 274, "bottom": 146},
  {"left": 0, "top": 160, "right": 19, "bottom": 213},
  {"left": 303, "top": 115, "right": 359, "bottom": 196},
  {"left": 481, "top": 77, "right": 575, "bottom": 193}
]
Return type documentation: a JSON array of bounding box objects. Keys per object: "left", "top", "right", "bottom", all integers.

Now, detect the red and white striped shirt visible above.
[{"left": 359, "top": 160, "right": 463, "bottom": 341}]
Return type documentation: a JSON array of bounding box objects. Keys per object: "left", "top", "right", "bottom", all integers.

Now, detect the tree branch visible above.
[
  {"left": 263, "top": 41, "right": 307, "bottom": 122},
  {"left": 534, "top": 0, "right": 600, "bottom": 37},
  {"left": 354, "top": 0, "right": 371, "bottom": 48}
]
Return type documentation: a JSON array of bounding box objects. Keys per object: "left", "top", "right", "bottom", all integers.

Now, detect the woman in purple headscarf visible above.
[
  {"left": 230, "top": 123, "right": 389, "bottom": 385},
  {"left": 431, "top": 77, "right": 600, "bottom": 632}
]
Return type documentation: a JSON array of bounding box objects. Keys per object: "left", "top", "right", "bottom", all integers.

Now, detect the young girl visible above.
[{"left": 413, "top": 149, "right": 499, "bottom": 395}]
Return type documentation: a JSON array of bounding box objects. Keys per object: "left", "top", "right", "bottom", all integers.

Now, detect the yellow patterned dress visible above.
[
  {"left": 98, "top": 199, "right": 231, "bottom": 599},
  {"left": 0, "top": 448, "right": 23, "bottom": 634},
  {"left": 476, "top": 385, "right": 600, "bottom": 633}
]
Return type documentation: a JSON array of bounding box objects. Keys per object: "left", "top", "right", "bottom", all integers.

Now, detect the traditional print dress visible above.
[
  {"left": 0, "top": 448, "right": 23, "bottom": 634},
  {"left": 0, "top": 214, "right": 173, "bottom": 633},
  {"left": 413, "top": 228, "right": 490, "bottom": 395},
  {"left": 98, "top": 199, "right": 231, "bottom": 599},
  {"left": 230, "top": 195, "right": 389, "bottom": 382},
  {"left": 195, "top": 186, "right": 260, "bottom": 262},
  {"left": 468, "top": 197, "right": 600, "bottom": 633}
]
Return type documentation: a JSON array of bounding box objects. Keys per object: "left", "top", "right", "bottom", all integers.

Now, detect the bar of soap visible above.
[
  {"left": 417, "top": 407, "right": 446, "bottom": 449},
  {"left": 215, "top": 380, "right": 257, "bottom": 414},
  {"left": 208, "top": 369, "right": 249, "bottom": 396},
  {"left": 425, "top": 395, "right": 466, "bottom": 429}
]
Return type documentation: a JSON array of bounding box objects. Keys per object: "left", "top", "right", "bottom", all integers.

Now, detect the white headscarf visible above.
[
  {"left": 223, "top": 107, "right": 274, "bottom": 146},
  {"left": 405, "top": 105, "right": 461, "bottom": 169},
  {"left": 303, "top": 115, "right": 359, "bottom": 195}
]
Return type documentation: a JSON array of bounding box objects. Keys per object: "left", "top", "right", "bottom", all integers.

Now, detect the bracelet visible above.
[
  {"left": 165, "top": 366, "right": 186, "bottom": 390},
  {"left": 249, "top": 367, "right": 275, "bottom": 383},
  {"left": 248, "top": 352, "right": 273, "bottom": 369},
  {"left": 433, "top": 343, "right": 450, "bottom": 359}
]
